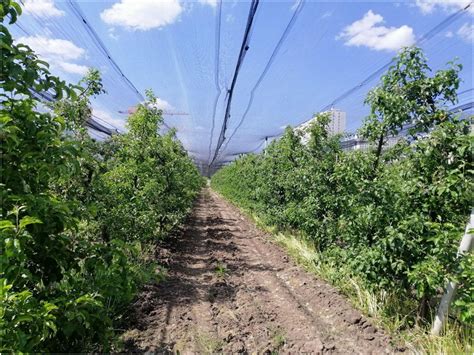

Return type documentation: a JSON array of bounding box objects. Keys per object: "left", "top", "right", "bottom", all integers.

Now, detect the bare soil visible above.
[{"left": 122, "top": 189, "right": 394, "bottom": 354}]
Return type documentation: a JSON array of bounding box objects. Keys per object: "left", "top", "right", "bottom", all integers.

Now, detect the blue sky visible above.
[{"left": 12, "top": 0, "right": 473, "bottom": 164}]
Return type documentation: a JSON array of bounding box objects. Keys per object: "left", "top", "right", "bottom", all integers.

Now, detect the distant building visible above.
[
  {"left": 340, "top": 133, "right": 404, "bottom": 152},
  {"left": 297, "top": 108, "right": 347, "bottom": 144},
  {"left": 326, "top": 108, "right": 346, "bottom": 135},
  {"left": 340, "top": 134, "right": 370, "bottom": 151}
]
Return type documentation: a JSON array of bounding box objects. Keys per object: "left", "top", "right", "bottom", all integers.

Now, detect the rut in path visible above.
[{"left": 123, "top": 189, "right": 393, "bottom": 354}]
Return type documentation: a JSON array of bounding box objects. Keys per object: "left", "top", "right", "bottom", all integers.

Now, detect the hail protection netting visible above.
[{"left": 10, "top": 0, "right": 473, "bottom": 173}]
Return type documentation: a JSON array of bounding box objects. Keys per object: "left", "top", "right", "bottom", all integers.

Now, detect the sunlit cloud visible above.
[
  {"left": 17, "top": 35, "right": 88, "bottom": 75},
  {"left": 23, "top": 0, "right": 64, "bottom": 18},
  {"left": 337, "top": 10, "right": 416, "bottom": 52}
]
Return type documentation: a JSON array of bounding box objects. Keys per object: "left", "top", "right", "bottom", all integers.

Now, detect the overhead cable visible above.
[
  {"left": 220, "top": 2, "right": 471, "bottom": 161},
  {"left": 259, "top": 1, "right": 473, "bottom": 141},
  {"left": 207, "top": 0, "right": 223, "bottom": 163},
  {"left": 66, "top": 0, "right": 144, "bottom": 102},
  {"left": 315, "top": 1, "right": 472, "bottom": 116},
  {"left": 216, "top": 0, "right": 305, "bottom": 160},
  {"left": 451, "top": 101, "right": 473, "bottom": 112},
  {"left": 30, "top": 89, "right": 118, "bottom": 136},
  {"left": 64, "top": 3, "right": 173, "bottom": 129},
  {"left": 18, "top": 4, "right": 170, "bottom": 131},
  {"left": 209, "top": 0, "right": 260, "bottom": 166}
]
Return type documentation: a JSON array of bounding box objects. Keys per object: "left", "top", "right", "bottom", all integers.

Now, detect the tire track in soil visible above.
[{"left": 122, "top": 189, "right": 394, "bottom": 354}]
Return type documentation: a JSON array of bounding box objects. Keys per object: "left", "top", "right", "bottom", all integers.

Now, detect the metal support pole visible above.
[{"left": 431, "top": 210, "right": 473, "bottom": 336}]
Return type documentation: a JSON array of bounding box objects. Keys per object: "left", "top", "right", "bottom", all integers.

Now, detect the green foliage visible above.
[
  {"left": 454, "top": 252, "right": 474, "bottom": 324},
  {"left": 362, "top": 48, "right": 461, "bottom": 142},
  {"left": 215, "top": 263, "right": 229, "bottom": 278},
  {"left": 212, "top": 47, "right": 473, "bottom": 331},
  {"left": 96, "top": 90, "right": 203, "bottom": 243},
  {"left": 360, "top": 47, "right": 462, "bottom": 171},
  {"left": 1, "top": 1, "right": 203, "bottom": 351},
  {"left": 1, "top": 281, "right": 58, "bottom": 353}
]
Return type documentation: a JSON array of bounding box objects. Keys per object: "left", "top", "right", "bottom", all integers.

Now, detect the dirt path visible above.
[{"left": 123, "top": 189, "right": 393, "bottom": 354}]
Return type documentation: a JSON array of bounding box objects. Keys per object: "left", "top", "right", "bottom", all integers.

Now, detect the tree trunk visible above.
[
  {"left": 373, "top": 132, "right": 385, "bottom": 173},
  {"left": 416, "top": 295, "right": 430, "bottom": 325}
]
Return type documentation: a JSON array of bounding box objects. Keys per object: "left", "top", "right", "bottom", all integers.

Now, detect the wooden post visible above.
[{"left": 431, "top": 210, "right": 473, "bottom": 336}]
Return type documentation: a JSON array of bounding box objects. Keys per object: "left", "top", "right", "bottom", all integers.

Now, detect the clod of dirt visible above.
[
  {"left": 299, "top": 339, "right": 324, "bottom": 353},
  {"left": 324, "top": 342, "right": 337, "bottom": 351},
  {"left": 231, "top": 341, "right": 246, "bottom": 353},
  {"left": 208, "top": 281, "right": 235, "bottom": 303},
  {"left": 365, "top": 325, "right": 378, "bottom": 334},
  {"left": 346, "top": 313, "right": 362, "bottom": 325}
]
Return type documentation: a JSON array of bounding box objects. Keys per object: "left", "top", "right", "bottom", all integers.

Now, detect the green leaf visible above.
[
  {"left": 0, "top": 220, "right": 15, "bottom": 230},
  {"left": 19, "top": 216, "right": 43, "bottom": 229},
  {"left": 13, "top": 315, "right": 33, "bottom": 324},
  {"left": 11, "top": 2, "right": 22, "bottom": 16}
]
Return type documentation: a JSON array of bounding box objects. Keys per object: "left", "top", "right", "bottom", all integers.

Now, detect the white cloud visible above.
[
  {"left": 18, "top": 35, "right": 84, "bottom": 60},
  {"left": 150, "top": 97, "right": 173, "bottom": 111},
  {"left": 108, "top": 28, "right": 119, "bottom": 41},
  {"left": 337, "top": 10, "right": 416, "bottom": 52},
  {"left": 58, "top": 62, "right": 89, "bottom": 75},
  {"left": 100, "top": 0, "right": 218, "bottom": 31},
  {"left": 321, "top": 11, "right": 333, "bottom": 19},
  {"left": 457, "top": 22, "right": 474, "bottom": 42},
  {"left": 18, "top": 35, "right": 88, "bottom": 75},
  {"left": 100, "top": 0, "right": 183, "bottom": 31},
  {"left": 23, "top": 0, "right": 64, "bottom": 17},
  {"left": 198, "top": 0, "right": 217, "bottom": 8},
  {"left": 445, "top": 31, "right": 454, "bottom": 38},
  {"left": 124, "top": 98, "right": 173, "bottom": 115},
  {"left": 290, "top": 0, "right": 299, "bottom": 11},
  {"left": 93, "top": 108, "right": 127, "bottom": 132},
  {"left": 415, "top": 0, "right": 473, "bottom": 15}
]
